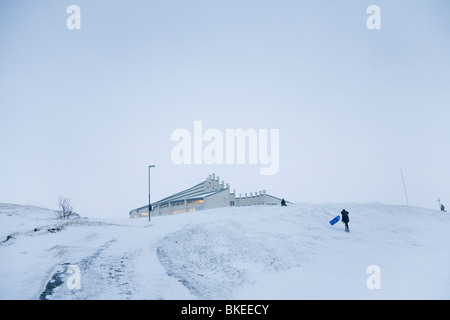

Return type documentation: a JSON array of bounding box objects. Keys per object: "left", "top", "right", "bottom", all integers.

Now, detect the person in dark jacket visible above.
[
  {"left": 281, "top": 198, "right": 287, "bottom": 206},
  {"left": 341, "top": 209, "right": 350, "bottom": 232}
]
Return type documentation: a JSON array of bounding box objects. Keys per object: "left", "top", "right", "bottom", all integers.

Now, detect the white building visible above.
[{"left": 129, "top": 173, "right": 285, "bottom": 218}]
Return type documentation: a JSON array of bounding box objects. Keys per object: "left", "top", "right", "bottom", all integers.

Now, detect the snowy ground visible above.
[{"left": 1, "top": 202, "right": 449, "bottom": 300}]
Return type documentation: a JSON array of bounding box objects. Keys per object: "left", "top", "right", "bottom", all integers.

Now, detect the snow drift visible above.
[{"left": 0, "top": 202, "right": 449, "bottom": 299}]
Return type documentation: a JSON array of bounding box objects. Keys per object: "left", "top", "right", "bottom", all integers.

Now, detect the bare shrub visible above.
[{"left": 57, "top": 196, "right": 77, "bottom": 219}]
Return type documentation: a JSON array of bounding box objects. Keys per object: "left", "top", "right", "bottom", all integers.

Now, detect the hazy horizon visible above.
[{"left": 1, "top": 1, "right": 449, "bottom": 219}]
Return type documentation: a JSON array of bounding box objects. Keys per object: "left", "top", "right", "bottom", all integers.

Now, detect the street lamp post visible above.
[{"left": 148, "top": 165, "right": 155, "bottom": 222}]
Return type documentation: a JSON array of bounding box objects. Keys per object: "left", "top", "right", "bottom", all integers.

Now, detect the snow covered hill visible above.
[{"left": 1, "top": 202, "right": 449, "bottom": 300}]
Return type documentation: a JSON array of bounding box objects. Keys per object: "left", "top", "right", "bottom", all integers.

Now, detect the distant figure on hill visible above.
[
  {"left": 441, "top": 204, "right": 446, "bottom": 212},
  {"left": 341, "top": 209, "right": 350, "bottom": 233},
  {"left": 281, "top": 198, "right": 287, "bottom": 206}
]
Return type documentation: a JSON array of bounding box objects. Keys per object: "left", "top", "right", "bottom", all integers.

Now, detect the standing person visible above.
[
  {"left": 441, "top": 204, "right": 446, "bottom": 212},
  {"left": 281, "top": 198, "right": 287, "bottom": 206},
  {"left": 341, "top": 209, "right": 350, "bottom": 232}
]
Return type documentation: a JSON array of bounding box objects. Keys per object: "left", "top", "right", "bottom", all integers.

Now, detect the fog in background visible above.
[{"left": 1, "top": 0, "right": 449, "bottom": 219}]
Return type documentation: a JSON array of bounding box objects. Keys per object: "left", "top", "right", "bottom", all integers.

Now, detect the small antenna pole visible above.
[{"left": 400, "top": 169, "right": 409, "bottom": 206}]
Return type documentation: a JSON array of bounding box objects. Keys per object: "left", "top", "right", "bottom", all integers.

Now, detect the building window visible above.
[
  {"left": 171, "top": 200, "right": 184, "bottom": 207},
  {"left": 187, "top": 198, "right": 204, "bottom": 204}
]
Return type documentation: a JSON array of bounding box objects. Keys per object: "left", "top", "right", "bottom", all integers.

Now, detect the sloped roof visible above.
[{"left": 130, "top": 178, "right": 229, "bottom": 213}]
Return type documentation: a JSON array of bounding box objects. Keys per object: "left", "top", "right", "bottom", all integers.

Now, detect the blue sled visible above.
[{"left": 329, "top": 215, "right": 340, "bottom": 225}]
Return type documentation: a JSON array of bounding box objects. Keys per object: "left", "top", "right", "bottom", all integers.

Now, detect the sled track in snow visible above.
[{"left": 39, "top": 239, "right": 139, "bottom": 299}]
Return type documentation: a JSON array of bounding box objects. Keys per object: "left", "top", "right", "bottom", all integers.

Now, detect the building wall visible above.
[
  {"left": 130, "top": 206, "right": 149, "bottom": 218},
  {"left": 233, "top": 190, "right": 281, "bottom": 206},
  {"left": 263, "top": 194, "right": 282, "bottom": 206},
  {"left": 205, "top": 189, "right": 231, "bottom": 210}
]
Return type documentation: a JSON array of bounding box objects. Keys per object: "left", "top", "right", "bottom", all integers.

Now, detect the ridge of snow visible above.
[{"left": 0, "top": 202, "right": 449, "bottom": 299}]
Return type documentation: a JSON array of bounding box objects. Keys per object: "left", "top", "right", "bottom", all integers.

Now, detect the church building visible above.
[{"left": 129, "top": 173, "right": 284, "bottom": 218}]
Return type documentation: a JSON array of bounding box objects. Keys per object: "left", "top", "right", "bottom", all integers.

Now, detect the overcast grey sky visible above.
[{"left": 1, "top": 0, "right": 449, "bottom": 219}]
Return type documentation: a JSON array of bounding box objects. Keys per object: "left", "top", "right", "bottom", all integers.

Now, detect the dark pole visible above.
[{"left": 148, "top": 165, "right": 155, "bottom": 222}]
